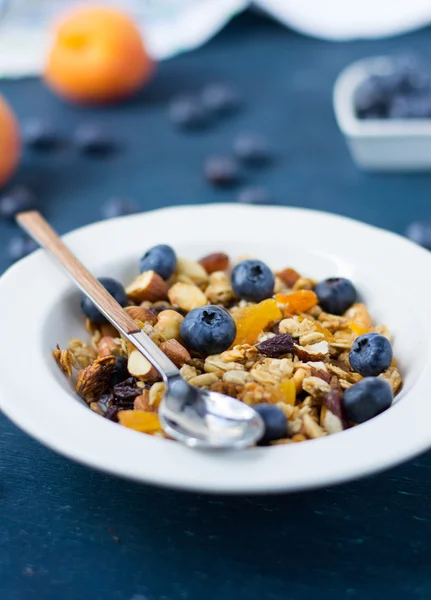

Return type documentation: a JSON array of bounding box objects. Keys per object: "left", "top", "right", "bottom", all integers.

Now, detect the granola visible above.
[{"left": 54, "top": 250, "right": 402, "bottom": 445}]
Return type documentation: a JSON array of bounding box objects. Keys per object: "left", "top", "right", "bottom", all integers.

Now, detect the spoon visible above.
[{"left": 17, "top": 211, "right": 264, "bottom": 449}]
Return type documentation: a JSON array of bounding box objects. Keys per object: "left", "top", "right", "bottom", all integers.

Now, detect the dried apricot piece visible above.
[
  {"left": 232, "top": 298, "right": 282, "bottom": 346},
  {"left": 348, "top": 321, "right": 369, "bottom": 337},
  {"left": 118, "top": 410, "right": 162, "bottom": 433},
  {"left": 275, "top": 290, "right": 318, "bottom": 315},
  {"left": 271, "top": 378, "right": 296, "bottom": 405}
]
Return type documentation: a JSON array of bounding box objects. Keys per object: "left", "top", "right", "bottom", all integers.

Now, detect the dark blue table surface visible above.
[{"left": 1, "top": 12, "right": 431, "bottom": 600}]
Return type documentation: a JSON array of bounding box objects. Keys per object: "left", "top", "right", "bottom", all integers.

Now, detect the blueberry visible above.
[
  {"left": 0, "top": 186, "right": 37, "bottom": 220},
  {"left": 22, "top": 118, "right": 60, "bottom": 151},
  {"left": 169, "top": 95, "right": 209, "bottom": 130},
  {"left": 102, "top": 197, "right": 140, "bottom": 219},
  {"left": 8, "top": 234, "right": 38, "bottom": 262},
  {"left": 74, "top": 124, "right": 116, "bottom": 155},
  {"left": 406, "top": 221, "right": 431, "bottom": 250},
  {"left": 204, "top": 155, "right": 241, "bottom": 187},
  {"left": 80, "top": 277, "right": 127, "bottom": 324},
  {"left": 315, "top": 277, "right": 357, "bottom": 315},
  {"left": 180, "top": 305, "right": 236, "bottom": 355},
  {"left": 254, "top": 404, "right": 287, "bottom": 444},
  {"left": 231, "top": 259, "right": 274, "bottom": 302},
  {"left": 342, "top": 377, "right": 393, "bottom": 423},
  {"left": 349, "top": 333, "right": 393, "bottom": 377},
  {"left": 109, "top": 356, "right": 129, "bottom": 386},
  {"left": 233, "top": 133, "right": 272, "bottom": 166},
  {"left": 389, "top": 96, "right": 431, "bottom": 119},
  {"left": 201, "top": 83, "right": 240, "bottom": 116},
  {"left": 237, "top": 186, "right": 272, "bottom": 205},
  {"left": 139, "top": 244, "right": 177, "bottom": 280},
  {"left": 354, "top": 76, "right": 388, "bottom": 119}
]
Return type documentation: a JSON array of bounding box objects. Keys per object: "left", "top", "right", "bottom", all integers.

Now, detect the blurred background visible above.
[
  {"left": 0, "top": 0, "right": 430, "bottom": 265},
  {"left": 1, "top": 5, "right": 431, "bottom": 600}
]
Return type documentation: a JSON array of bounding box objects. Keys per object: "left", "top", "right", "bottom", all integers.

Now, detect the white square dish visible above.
[
  {"left": 0, "top": 204, "right": 430, "bottom": 494},
  {"left": 333, "top": 56, "right": 431, "bottom": 171}
]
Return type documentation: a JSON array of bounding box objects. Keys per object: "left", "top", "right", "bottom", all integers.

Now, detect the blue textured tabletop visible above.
[{"left": 1, "top": 12, "right": 431, "bottom": 600}]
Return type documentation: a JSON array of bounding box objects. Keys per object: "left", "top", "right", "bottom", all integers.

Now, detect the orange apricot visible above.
[
  {"left": 0, "top": 94, "right": 20, "bottom": 187},
  {"left": 44, "top": 6, "right": 155, "bottom": 104}
]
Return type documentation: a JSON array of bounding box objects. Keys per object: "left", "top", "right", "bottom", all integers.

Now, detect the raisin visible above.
[
  {"left": 112, "top": 377, "right": 141, "bottom": 402},
  {"left": 256, "top": 334, "right": 294, "bottom": 358},
  {"left": 105, "top": 406, "right": 119, "bottom": 422}
]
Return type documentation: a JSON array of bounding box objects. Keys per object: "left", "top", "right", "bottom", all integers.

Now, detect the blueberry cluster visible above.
[{"left": 355, "top": 56, "right": 431, "bottom": 119}]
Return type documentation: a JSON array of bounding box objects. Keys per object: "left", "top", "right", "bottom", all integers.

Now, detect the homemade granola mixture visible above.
[{"left": 54, "top": 248, "right": 402, "bottom": 445}]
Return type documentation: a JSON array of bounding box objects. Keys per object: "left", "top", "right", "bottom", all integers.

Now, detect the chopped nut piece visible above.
[
  {"left": 134, "top": 391, "right": 151, "bottom": 411},
  {"left": 204, "top": 271, "right": 236, "bottom": 305},
  {"left": 76, "top": 355, "right": 117, "bottom": 403},
  {"left": 159, "top": 339, "right": 191, "bottom": 367},
  {"left": 294, "top": 341, "right": 329, "bottom": 362},
  {"left": 199, "top": 252, "right": 230, "bottom": 274},
  {"left": 176, "top": 257, "right": 209, "bottom": 286},
  {"left": 277, "top": 267, "right": 301, "bottom": 288},
  {"left": 320, "top": 405, "right": 344, "bottom": 434},
  {"left": 154, "top": 310, "right": 184, "bottom": 341},
  {"left": 97, "top": 336, "right": 122, "bottom": 358},
  {"left": 125, "top": 305, "right": 157, "bottom": 326},
  {"left": 168, "top": 282, "right": 207, "bottom": 312},
  {"left": 180, "top": 364, "right": 199, "bottom": 382},
  {"left": 127, "top": 350, "right": 160, "bottom": 382},
  {"left": 126, "top": 270, "right": 169, "bottom": 303}
]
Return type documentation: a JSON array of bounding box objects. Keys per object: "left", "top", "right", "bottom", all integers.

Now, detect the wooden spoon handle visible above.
[{"left": 16, "top": 211, "right": 140, "bottom": 335}]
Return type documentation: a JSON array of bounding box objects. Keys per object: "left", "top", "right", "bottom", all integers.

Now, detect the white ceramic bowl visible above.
[
  {"left": 1, "top": 204, "right": 430, "bottom": 494},
  {"left": 333, "top": 56, "right": 431, "bottom": 171}
]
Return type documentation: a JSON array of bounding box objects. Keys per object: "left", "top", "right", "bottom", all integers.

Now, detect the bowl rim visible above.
[
  {"left": 333, "top": 55, "right": 431, "bottom": 138},
  {"left": 1, "top": 203, "right": 431, "bottom": 494}
]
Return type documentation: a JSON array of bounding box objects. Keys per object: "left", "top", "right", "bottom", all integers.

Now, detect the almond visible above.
[
  {"left": 127, "top": 350, "right": 160, "bottom": 382},
  {"left": 100, "top": 323, "right": 119, "bottom": 337},
  {"left": 199, "top": 252, "right": 230, "bottom": 274},
  {"left": 176, "top": 257, "right": 208, "bottom": 285},
  {"left": 277, "top": 268, "right": 301, "bottom": 287},
  {"left": 168, "top": 282, "right": 207, "bottom": 312},
  {"left": 97, "top": 336, "right": 121, "bottom": 358},
  {"left": 126, "top": 270, "right": 168, "bottom": 303},
  {"left": 154, "top": 309, "right": 184, "bottom": 341},
  {"left": 159, "top": 339, "right": 191, "bottom": 367},
  {"left": 134, "top": 390, "right": 151, "bottom": 411},
  {"left": 125, "top": 305, "right": 157, "bottom": 326}
]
